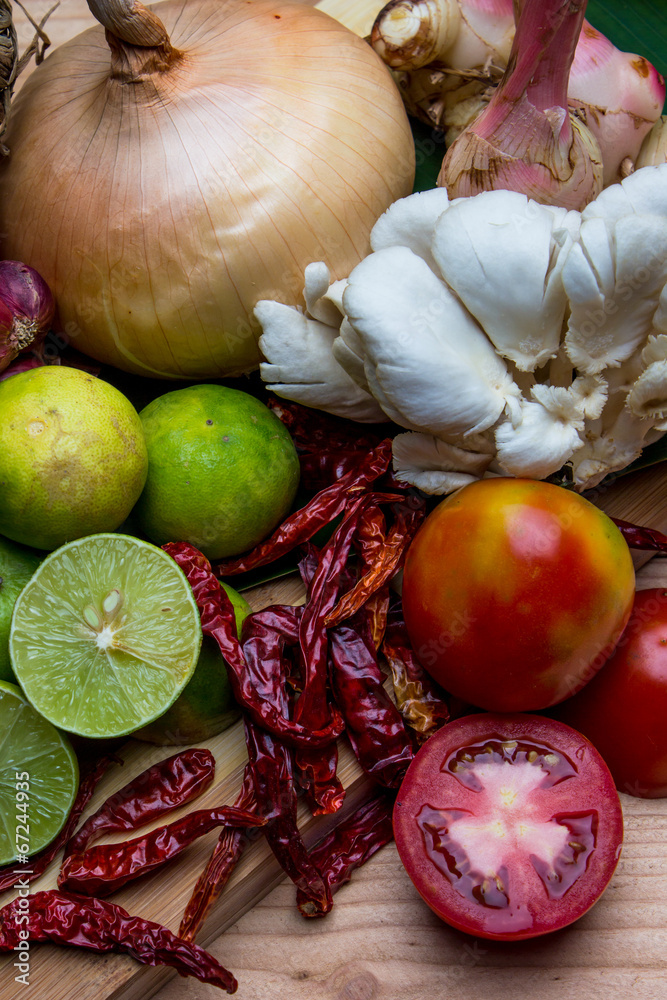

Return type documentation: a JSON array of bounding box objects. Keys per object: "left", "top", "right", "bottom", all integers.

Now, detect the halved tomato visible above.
[{"left": 393, "top": 714, "right": 623, "bottom": 940}]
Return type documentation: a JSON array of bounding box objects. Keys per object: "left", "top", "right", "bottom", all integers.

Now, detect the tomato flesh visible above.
[
  {"left": 556, "top": 587, "right": 667, "bottom": 797},
  {"left": 402, "top": 478, "right": 635, "bottom": 711},
  {"left": 393, "top": 714, "right": 623, "bottom": 940}
]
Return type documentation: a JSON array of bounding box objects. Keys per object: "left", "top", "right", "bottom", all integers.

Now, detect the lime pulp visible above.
[
  {"left": 9, "top": 534, "right": 202, "bottom": 739},
  {"left": 0, "top": 680, "right": 78, "bottom": 866}
]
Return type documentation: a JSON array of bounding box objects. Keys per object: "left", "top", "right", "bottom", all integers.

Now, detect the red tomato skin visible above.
[
  {"left": 393, "top": 714, "right": 623, "bottom": 941},
  {"left": 402, "top": 478, "right": 635, "bottom": 712},
  {"left": 556, "top": 587, "right": 667, "bottom": 797}
]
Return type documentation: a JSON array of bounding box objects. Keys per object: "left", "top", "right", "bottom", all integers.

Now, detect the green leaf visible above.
[{"left": 412, "top": 118, "right": 447, "bottom": 195}]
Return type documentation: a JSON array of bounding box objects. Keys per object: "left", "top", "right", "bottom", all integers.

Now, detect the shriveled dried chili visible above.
[
  {"left": 294, "top": 494, "right": 383, "bottom": 814},
  {"left": 241, "top": 604, "right": 332, "bottom": 915},
  {"left": 65, "top": 748, "right": 215, "bottom": 858},
  {"left": 326, "top": 497, "right": 426, "bottom": 630},
  {"left": 298, "top": 449, "right": 380, "bottom": 493},
  {"left": 58, "top": 804, "right": 264, "bottom": 896},
  {"left": 267, "top": 396, "right": 385, "bottom": 460},
  {"left": 0, "top": 753, "right": 116, "bottom": 893},
  {"left": 382, "top": 600, "right": 451, "bottom": 742},
  {"left": 612, "top": 517, "right": 667, "bottom": 553},
  {"left": 245, "top": 718, "right": 332, "bottom": 916},
  {"left": 214, "top": 438, "right": 393, "bottom": 577},
  {"left": 354, "top": 504, "right": 391, "bottom": 648},
  {"left": 179, "top": 766, "right": 256, "bottom": 943},
  {"left": 329, "top": 619, "right": 414, "bottom": 788},
  {"left": 164, "top": 542, "right": 343, "bottom": 749},
  {"left": 297, "top": 793, "right": 395, "bottom": 918},
  {"left": 0, "top": 889, "right": 238, "bottom": 992}
]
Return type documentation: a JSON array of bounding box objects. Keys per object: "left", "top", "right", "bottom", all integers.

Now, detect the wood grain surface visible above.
[{"left": 3, "top": 4, "right": 667, "bottom": 1000}]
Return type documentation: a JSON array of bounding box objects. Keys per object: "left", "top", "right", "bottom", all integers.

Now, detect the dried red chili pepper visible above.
[
  {"left": 179, "top": 766, "right": 256, "bottom": 943},
  {"left": 268, "top": 396, "right": 385, "bottom": 457},
  {"left": 326, "top": 498, "right": 426, "bottom": 630},
  {"left": 294, "top": 494, "right": 383, "bottom": 814},
  {"left": 240, "top": 606, "right": 332, "bottom": 915},
  {"left": 214, "top": 438, "right": 393, "bottom": 577},
  {"left": 245, "top": 718, "right": 332, "bottom": 917},
  {"left": 58, "top": 803, "right": 264, "bottom": 896},
  {"left": 296, "top": 793, "right": 395, "bottom": 918},
  {"left": 0, "top": 753, "right": 116, "bottom": 893},
  {"left": 0, "top": 889, "right": 238, "bottom": 992},
  {"left": 329, "top": 619, "right": 414, "bottom": 788},
  {"left": 356, "top": 504, "right": 387, "bottom": 563},
  {"left": 164, "top": 542, "right": 343, "bottom": 749},
  {"left": 65, "top": 748, "right": 216, "bottom": 858},
  {"left": 612, "top": 517, "right": 667, "bottom": 553},
  {"left": 271, "top": 390, "right": 386, "bottom": 491},
  {"left": 238, "top": 600, "right": 340, "bottom": 815},
  {"left": 382, "top": 601, "right": 451, "bottom": 742},
  {"left": 298, "top": 449, "right": 379, "bottom": 493},
  {"left": 347, "top": 504, "right": 389, "bottom": 648},
  {"left": 240, "top": 604, "right": 303, "bottom": 711}
]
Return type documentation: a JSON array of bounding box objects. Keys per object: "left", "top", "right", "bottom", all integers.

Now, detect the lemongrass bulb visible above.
[
  {"left": 635, "top": 116, "right": 667, "bottom": 170},
  {"left": 439, "top": 0, "right": 603, "bottom": 211},
  {"left": 0, "top": 0, "right": 414, "bottom": 380},
  {"left": 568, "top": 25, "right": 666, "bottom": 185},
  {"left": 370, "top": 0, "right": 461, "bottom": 70}
]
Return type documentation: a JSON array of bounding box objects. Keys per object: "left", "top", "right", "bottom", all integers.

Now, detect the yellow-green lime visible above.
[
  {"left": 134, "top": 385, "right": 300, "bottom": 560},
  {"left": 9, "top": 534, "right": 202, "bottom": 739},
  {"left": 137, "top": 582, "right": 250, "bottom": 745},
  {"left": 0, "top": 680, "right": 79, "bottom": 865},
  {"left": 0, "top": 537, "right": 42, "bottom": 683},
  {"left": 0, "top": 366, "right": 148, "bottom": 551}
]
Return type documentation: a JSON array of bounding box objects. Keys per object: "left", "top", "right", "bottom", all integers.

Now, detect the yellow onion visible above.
[{"left": 0, "top": 0, "right": 414, "bottom": 379}]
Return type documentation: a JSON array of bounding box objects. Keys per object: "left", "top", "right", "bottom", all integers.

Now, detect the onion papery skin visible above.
[{"left": 0, "top": 0, "right": 415, "bottom": 379}]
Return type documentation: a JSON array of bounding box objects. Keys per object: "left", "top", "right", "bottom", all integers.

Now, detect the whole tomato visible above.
[
  {"left": 556, "top": 587, "right": 667, "bottom": 797},
  {"left": 401, "top": 478, "right": 635, "bottom": 712}
]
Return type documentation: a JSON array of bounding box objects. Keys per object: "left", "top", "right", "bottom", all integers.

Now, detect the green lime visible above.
[
  {"left": 0, "top": 680, "right": 79, "bottom": 865},
  {"left": 137, "top": 583, "right": 251, "bottom": 745},
  {"left": 0, "top": 537, "right": 42, "bottom": 683},
  {"left": 9, "top": 534, "right": 202, "bottom": 739},
  {"left": 134, "top": 385, "right": 300, "bottom": 560},
  {"left": 0, "top": 366, "right": 148, "bottom": 551}
]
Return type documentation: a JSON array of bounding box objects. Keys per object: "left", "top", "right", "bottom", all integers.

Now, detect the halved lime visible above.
[
  {"left": 9, "top": 534, "right": 202, "bottom": 739},
  {"left": 0, "top": 680, "right": 79, "bottom": 865}
]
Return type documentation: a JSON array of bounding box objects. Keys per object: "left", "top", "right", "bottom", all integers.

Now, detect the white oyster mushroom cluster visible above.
[{"left": 256, "top": 165, "right": 667, "bottom": 494}]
